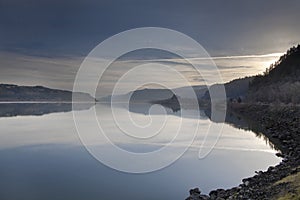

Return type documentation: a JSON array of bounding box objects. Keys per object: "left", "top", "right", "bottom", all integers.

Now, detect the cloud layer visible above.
[
  {"left": 0, "top": 0, "right": 299, "bottom": 56},
  {"left": 0, "top": 51, "right": 282, "bottom": 96}
]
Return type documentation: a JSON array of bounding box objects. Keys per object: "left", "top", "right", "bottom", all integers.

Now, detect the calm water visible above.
[{"left": 0, "top": 103, "right": 281, "bottom": 200}]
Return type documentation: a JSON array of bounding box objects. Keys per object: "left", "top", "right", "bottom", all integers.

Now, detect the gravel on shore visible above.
[{"left": 186, "top": 104, "right": 300, "bottom": 200}]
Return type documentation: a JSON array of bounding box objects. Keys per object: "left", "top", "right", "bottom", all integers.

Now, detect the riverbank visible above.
[{"left": 186, "top": 104, "right": 300, "bottom": 200}]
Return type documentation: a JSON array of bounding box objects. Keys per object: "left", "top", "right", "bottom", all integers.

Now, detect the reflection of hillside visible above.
[
  {"left": 151, "top": 94, "right": 180, "bottom": 112},
  {"left": 129, "top": 102, "right": 176, "bottom": 115},
  {"left": 99, "top": 101, "right": 208, "bottom": 120},
  {"left": 0, "top": 103, "right": 94, "bottom": 117},
  {"left": 225, "top": 109, "right": 277, "bottom": 150},
  {"left": 203, "top": 107, "right": 277, "bottom": 150}
]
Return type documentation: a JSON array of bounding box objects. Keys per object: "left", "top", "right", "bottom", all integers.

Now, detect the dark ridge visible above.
[{"left": 0, "top": 84, "right": 95, "bottom": 102}]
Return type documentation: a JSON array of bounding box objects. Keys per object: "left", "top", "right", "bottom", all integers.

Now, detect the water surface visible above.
[{"left": 0, "top": 103, "right": 281, "bottom": 200}]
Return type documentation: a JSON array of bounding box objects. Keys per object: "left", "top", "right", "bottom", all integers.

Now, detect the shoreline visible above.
[{"left": 186, "top": 104, "right": 300, "bottom": 200}]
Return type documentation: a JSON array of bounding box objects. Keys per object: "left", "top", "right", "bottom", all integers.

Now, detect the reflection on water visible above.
[
  {"left": 0, "top": 102, "right": 281, "bottom": 200},
  {"left": 0, "top": 103, "right": 94, "bottom": 117},
  {"left": 224, "top": 110, "right": 278, "bottom": 151}
]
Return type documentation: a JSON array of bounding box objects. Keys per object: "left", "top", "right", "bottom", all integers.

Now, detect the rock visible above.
[
  {"left": 199, "top": 195, "right": 210, "bottom": 200},
  {"left": 255, "top": 171, "right": 263, "bottom": 175},
  {"left": 186, "top": 188, "right": 208, "bottom": 200},
  {"left": 291, "top": 168, "right": 298, "bottom": 175},
  {"left": 189, "top": 188, "right": 201, "bottom": 195},
  {"left": 209, "top": 190, "right": 218, "bottom": 200},
  {"left": 276, "top": 153, "right": 284, "bottom": 158},
  {"left": 244, "top": 181, "right": 250, "bottom": 186},
  {"left": 209, "top": 189, "right": 227, "bottom": 199}
]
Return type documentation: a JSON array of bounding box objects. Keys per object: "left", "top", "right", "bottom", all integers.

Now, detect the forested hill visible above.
[
  {"left": 247, "top": 45, "right": 300, "bottom": 103},
  {"left": 0, "top": 84, "right": 95, "bottom": 102}
]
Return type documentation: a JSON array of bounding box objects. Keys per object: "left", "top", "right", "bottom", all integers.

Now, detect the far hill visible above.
[
  {"left": 0, "top": 84, "right": 95, "bottom": 102},
  {"left": 130, "top": 88, "right": 174, "bottom": 102},
  {"left": 248, "top": 45, "right": 300, "bottom": 103},
  {"left": 99, "top": 85, "right": 207, "bottom": 103}
]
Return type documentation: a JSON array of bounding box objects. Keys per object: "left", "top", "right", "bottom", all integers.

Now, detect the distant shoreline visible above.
[{"left": 0, "top": 83, "right": 95, "bottom": 102}]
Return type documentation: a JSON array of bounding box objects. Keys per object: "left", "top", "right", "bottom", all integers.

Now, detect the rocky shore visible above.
[{"left": 186, "top": 104, "right": 300, "bottom": 200}]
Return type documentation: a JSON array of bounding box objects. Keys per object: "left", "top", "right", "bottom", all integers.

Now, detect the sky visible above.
[{"left": 0, "top": 0, "right": 300, "bottom": 93}]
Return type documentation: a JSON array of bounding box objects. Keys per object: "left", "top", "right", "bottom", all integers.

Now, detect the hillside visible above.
[
  {"left": 0, "top": 84, "right": 95, "bottom": 102},
  {"left": 203, "top": 77, "right": 253, "bottom": 101},
  {"left": 248, "top": 45, "right": 300, "bottom": 103}
]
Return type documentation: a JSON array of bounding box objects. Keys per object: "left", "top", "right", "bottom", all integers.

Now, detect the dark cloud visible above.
[{"left": 0, "top": 0, "right": 300, "bottom": 57}]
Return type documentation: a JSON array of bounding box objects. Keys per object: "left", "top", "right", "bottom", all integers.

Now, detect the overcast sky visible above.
[{"left": 0, "top": 0, "right": 299, "bottom": 91}]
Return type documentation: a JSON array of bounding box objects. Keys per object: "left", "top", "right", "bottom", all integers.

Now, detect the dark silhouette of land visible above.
[{"left": 0, "top": 84, "right": 95, "bottom": 102}]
